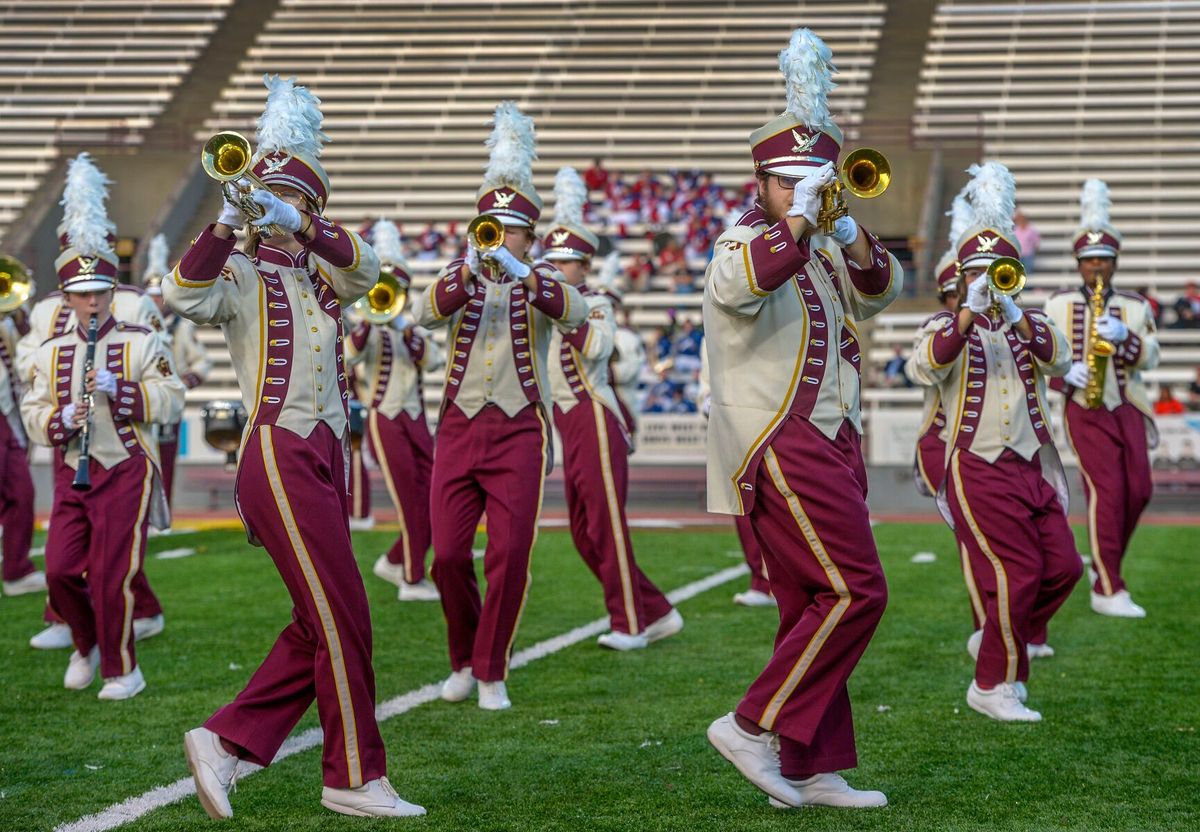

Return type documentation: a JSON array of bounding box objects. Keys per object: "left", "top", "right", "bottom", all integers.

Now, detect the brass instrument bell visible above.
[
  {"left": 0, "top": 255, "right": 33, "bottom": 314},
  {"left": 201, "top": 131, "right": 287, "bottom": 237},
  {"left": 467, "top": 213, "right": 506, "bottom": 257},
  {"left": 986, "top": 256, "right": 1026, "bottom": 298},
  {"left": 352, "top": 269, "right": 408, "bottom": 325},
  {"left": 818, "top": 148, "right": 891, "bottom": 235}
]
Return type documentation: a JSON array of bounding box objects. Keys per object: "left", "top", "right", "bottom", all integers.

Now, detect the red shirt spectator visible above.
[
  {"left": 584, "top": 158, "right": 609, "bottom": 192},
  {"left": 1154, "top": 385, "right": 1186, "bottom": 415}
]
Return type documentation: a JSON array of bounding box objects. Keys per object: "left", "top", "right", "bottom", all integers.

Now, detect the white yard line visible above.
[
  {"left": 55, "top": 563, "right": 749, "bottom": 832},
  {"left": 152, "top": 548, "right": 197, "bottom": 561}
]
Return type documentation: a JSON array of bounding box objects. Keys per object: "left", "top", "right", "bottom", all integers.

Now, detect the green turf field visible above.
[{"left": 0, "top": 522, "right": 1195, "bottom": 831}]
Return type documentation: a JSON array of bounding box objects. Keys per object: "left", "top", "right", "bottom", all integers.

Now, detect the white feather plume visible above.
[
  {"left": 60, "top": 152, "right": 115, "bottom": 256},
  {"left": 947, "top": 188, "right": 974, "bottom": 246},
  {"left": 255, "top": 74, "right": 328, "bottom": 160},
  {"left": 778, "top": 28, "right": 837, "bottom": 130},
  {"left": 144, "top": 233, "right": 169, "bottom": 278},
  {"left": 482, "top": 101, "right": 537, "bottom": 190},
  {"left": 1079, "top": 178, "right": 1111, "bottom": 231},
  {"left": 965, "top": 161, "right": 1015, "bottom": 237},
  {"left": 370, "top": 219, "right": 405, "bottom": 266},
  {"left": 553, "top": 167, "right": 587, "bottom": 228},
  {"left": 596, "top": 251, "right": 623, "bottom": 292}
]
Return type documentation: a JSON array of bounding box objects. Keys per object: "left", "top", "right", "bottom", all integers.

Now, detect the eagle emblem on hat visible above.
[
  {"left": 493, "top": 190, "right": 516, "bottom": 208},
  {"left": 76, "top": 256, "right": 98, "bottom": 275},
  {"left": 550, "top": 230, "right": 570, "bottom": 246},
  {"left": 1086, "top": 231, "right": 1104, "bottom": 245},
  {"left": 791, "top": 129, "right": 819, "bottom": 154},
  {"left": 975, "top": 234, "right": 1000, "bottom": 253},
  {"left": 262, "top": 154, "right": 290, "bottom": 174}
]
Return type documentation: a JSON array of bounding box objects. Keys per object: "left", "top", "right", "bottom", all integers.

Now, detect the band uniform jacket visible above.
[
  {"left": 346, "top": 321, "right": 444, "bottom": 420},
  {"left": 549, "top": 288, "right": 624, "bottom": 421},
  {"left": 20, "top": 316, "right": 185, "bottom": 528},
  {"left": 702, "top": 206, "right": 903, "bottom": 515}
]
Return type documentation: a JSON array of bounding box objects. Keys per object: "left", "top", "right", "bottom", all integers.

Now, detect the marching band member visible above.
[
  {"left": 592, "top": 251, "right": 644, "bottom": 437},
  {"left": 21, "top": 187, "right": 184, "bottom": 701},
  {"left": 19, "top": 155, "right": 167, "bottom": 650},
  {"left": 416, "top": 102, "right": 586, "bottom": 710},
  {"left": 144, "top": 233, "right": 212, "bottom": 514},
  {"left": 909, "top": 162, "right": 1080, "bottom": 723},
  {"left": 703, "top": 30, "right": 901, "bottom": 809},
  {"left": 544, "top": 167, "right": 680, "bottom": 651},
  {"left": 348, "top": 219, "right": 443, "bottom": 601},
  {"left": 165, "top": 76, "right": 423, "bottom": 819},
  {"left": 1043, "top": 180, "right": 1159, "bottom": 618},
  {"left": 346, "top": 389, "right": 374, "bottom": 531},
  {"left": 0, "top": 289, "right": 41, "bottom": 597}
]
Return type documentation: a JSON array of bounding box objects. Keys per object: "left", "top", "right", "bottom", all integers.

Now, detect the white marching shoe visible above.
[
  {"left": 348, "top": 515, "right": 376, "bottom": 531},
  {"left": 643, "top": 608, "right": 684, "bottom": 644},
  {"left": 3, "top": 570, "right": 46, "bottom": 596},
  {"left": 706, "top": 713, "right": 804, "bottom": 808},
  {"left": 1091, "top": 590, "right": 1146, "bottom": 619},
  {"left": 372, "top": 554, "right": 406, "bottom": 587},
  {"left": 597, "top": 630, "right": 648, "bottom": 651},
  {"left": 133, "top": 614, "right": 165, "bottom": 642},
  {"left": 31, "top": 622, "right": 73, "bottom": 650},
  {"left": 768, "top": 772, "right": 888, "bottom": 809},
  {"left": 322, "top": 776, "right": 426, "bottom": 817},
  {"left": 967, "top": 681, "right": 1041, "bottom": 722},
  {"left": 440, "top": 667, "right": 476, "bottom": 702},
  {"left": 1027, "top": 642, "right": 1055, "bottom": 659},
  {"left": 398, "top": 579, "right": 440, "bottom": 602},
  {"left": 966, "top": 629, "right": 982, "bottom": 660},
  {"left": 733, "top": 589, "right": 776, "bottom": 607},
  {"left": 478, "top": 680, "right": 511, "bottom": 711},
  {"left": 63, "top": 646, "right": 99, "bottom": 690},
  {"left": 184, "top": 727, "right": 238, "bottom": 820},
  {"left": 98, "top": 665, "right": 146, "bottom": 701}
]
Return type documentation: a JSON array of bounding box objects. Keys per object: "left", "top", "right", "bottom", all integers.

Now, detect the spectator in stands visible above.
[
  {"left": 415, "top": 223, "right": 445, "bottom": 260},
  {"left": 625, "top": 252, "right": 654, "bottom": 292},
  {"left": 584, "top": 157, "right": 609, "bottom": 192},
  {"left": 1013, "top": 207, "right": 1041, "bottom": 273},
  {"left": 882, "top": 346, "right": 911, "bottom": 388},
  {"left": 1185, "top": 281, "right": 1200, "bottom": 314},
  {"left": 1169, "top": 298, "right": 1200, "bottom": 329},
  {"left": 1154, "top": 384, "right": 1185, "bottom": 415}
]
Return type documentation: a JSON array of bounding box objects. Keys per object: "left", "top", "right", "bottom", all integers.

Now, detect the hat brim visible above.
[
  {"left": 63, "top": 279, "right": 116, "bottom": 293},
  {"left": 1075, "top": 246, "right": 1118, "bottom": 259},
  {"left": 759, "top": 163, "right": 828, "bottom": 178},
  {"left": 496, "top": 215, "right": 534, "bottom": 228}
]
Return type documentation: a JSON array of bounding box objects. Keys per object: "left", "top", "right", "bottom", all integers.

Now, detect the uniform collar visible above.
[
  {"left": 75, "top": 315, "right": 117, "bottom": 342},
  {"left": 256, "top": 242, "right": 309, "bottom": 269},
  {"left": 1080, "top": 283, "right": 1114, "bottom": 303}
]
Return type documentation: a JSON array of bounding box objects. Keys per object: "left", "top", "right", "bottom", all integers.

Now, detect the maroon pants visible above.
[
  {"left": 368, "top": 409, "right": 433, "bottom": 583},
  {"left": 349, "top": 444, "right": 371, "bottom": 520},
  {"left": 555, "top": 400, "right": 672, "bottom": 635},
  {"left": 0, "top": 421, "right": 36, "bottom": 583},
  {"left": 946, "top": 448, "right": 1082, "bottom": 688},
  {"left": 1064, "top": 401, "right": 1153, "bottom": 596},
  {"left": 431, "top": 403, "right": 547, "bottom": 682},
  {"left": 45, "top": 454, "right": 154, "bottom": 678},
  {"left": 159, "top": 436, "right": 178, "bottom": 511},
  {"left": 738, "top": 416, "right": 887, "bottom": 776},
  {"left": 734, "top": 515, "right": 770, "bottom": 595},
  {"left": 43, "top": 451, "right": 162, "bottom": 625},
  {"left": 206, "top": 423, "right": 385, "bottom": 789}
]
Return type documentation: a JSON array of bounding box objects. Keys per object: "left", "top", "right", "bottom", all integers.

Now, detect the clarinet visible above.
[{"left": 71, "top": 314, "right": 99, "bottom": 492}]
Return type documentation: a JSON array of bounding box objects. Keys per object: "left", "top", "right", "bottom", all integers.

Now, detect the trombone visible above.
[
  {"left": 0, "top": 255, "right": 33, "bottom": 314},
  {"left": 817, "top": 148, "right": 891, "bottom": 235},
  {"left": 351, "top": 269, "right": 408, "bottom": 325},
  {"left": 201, "top": 131, "right": 287, "bottom": 238}
]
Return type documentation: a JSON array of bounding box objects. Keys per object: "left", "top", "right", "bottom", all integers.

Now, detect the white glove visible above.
[
  {"left": 786, "top": 162, "right": 836, "bottom": 226},
  {"left": 997, "top": 293, "right": 1024, "bottom": 326},
  {"left": 1064, "top": 361, "right": 1089, "bottom": 389},
  {"left": 828, "top": 215, "right": 859, "bottom": 247},
  {"left": 965, "top": 275, "right": 990, "bottom": 314},
  {"left": 391, "top": 314, "right": 410, "bottom": 332},
  {"left": 248, "top": 189, "right": 302, "bottom": 234},
  {"left": 464, "top": 246, "right": 481, "bottom": 276},
  {"left": 62, "top": 403, "right": 78, "bottom": 428},
  {"left": 94, "top": 368, "right": 117, "bottom": 397},
  {"left": 491, "top": 246, "right": 532, "bottom": 280},
  {"left": 1096, "top": 315, "right": 1129, "bottom": 343},
  {"left": 216, "top": 197, "right": 246, "bottom": 230}
]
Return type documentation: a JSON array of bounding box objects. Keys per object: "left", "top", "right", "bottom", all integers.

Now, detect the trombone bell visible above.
[
  {"left": 352, "top": 270, "right": 408, "bottom": 325},
  {"left": 0, "top": 255, "right": 33, "bottom": 314},
  {"left": 467, "top": 214, "right": 505, "bottom": 256},
  {"left": 987, "top": 256, "right": 1026, "bottom": 297},
  {"left": 202, "top": 131, "right": 253, "bottom": 182},
  {"left": 840, "top": 148, "right": 890, "bottom": 199}
]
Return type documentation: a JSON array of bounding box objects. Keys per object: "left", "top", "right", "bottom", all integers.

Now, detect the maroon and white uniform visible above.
[
  {"left": 705, "top": 191, "right": 903, "bottom": 773},
  {"left": 165, "top": 213, "right": 388, "bottom": 788},
  {"left": 347, "top": 318, "right": 443, "bottom": 583},
  {"left": 416, "top": 255, "right": 586, "bottom": 681},
  {"left": 550, "top": 286, "right": 673, "bottom": 635},
  {"left": 22, "top": 317, "right": 184, "bottom": 679},
  {"left": 0, "top": 315, "right": 36, "bottom": 586}
]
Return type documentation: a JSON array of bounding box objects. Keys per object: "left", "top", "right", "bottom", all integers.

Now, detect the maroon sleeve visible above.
[
  {"left": 403, "top": 329, "right": 425, "bottom": 364},
  {"left": 526, "top": 263, "right": 572, "bottom": 319},
  {"left": 181, "top": 372, "right": 203, "bottom": 389},
  {"left": 1116, "top": 332, "right": 1143, "bottom": 366},
  {"left": 429, "top": 267, "right": 475, "bottom": 319},
  {"left": 1048, "top": 376, "right": 1068, "bottom": 394},
  {"left": 301, "top": 215, "right": 359, "bottom": 270},
  {"left": 1023, "top": 310, "right": 1057, "bottom": 363},
  {"left": 845, "top": 229, "right": 894, "bottom": 297},
  {"left": 45, "top": 407, "right": 79, "bottom": 446},
  {"left": 111, "top": 379, "right": 149, "bottom": 422},
  {"left": 177, "top": 225, "right": 236, "bottom": 284},
  {"left": 930, "top": 320, "right": 969, "bottom": 367},
  {"left": 744, "top": 221, "right": 810, "bottom": 292},
  {"left": 349, "top": 321, "right": 371, "bottom": 352},
  {"left": 562, "top": 321, "right": 590, "bottom": 349}
]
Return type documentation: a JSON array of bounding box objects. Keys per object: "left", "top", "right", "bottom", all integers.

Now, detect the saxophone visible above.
[{"left": 1084, "top": 275, "right": 1116, "bottom": 409}]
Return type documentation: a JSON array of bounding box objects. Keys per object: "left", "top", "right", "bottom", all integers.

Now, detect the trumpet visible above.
[
  {"left": 351, "top": 269, "right": 408, "bottom": 325},
  {"left": 467, "top": 213, "right": 505, "bottom": 258},
  {"left": 817, "top": 148, "right": 891, "bottom": 235},
  {"left": 201, "top": 131, "right": 287, "bottom": 238},
  {"left": 0, "top": 255, "right": 33, "bottom": 314},
  {"left": 985, "top": 256, "right": 1026, "bottom": 319}
]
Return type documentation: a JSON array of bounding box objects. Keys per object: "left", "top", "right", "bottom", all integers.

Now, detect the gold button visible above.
[
  {"left": 486, "top": 359, "right": 493, "bottom": 366},
  {"left": 314, "top": 345, "right": 321, "bottom": 353},
  {"left": 1001, "top": 389, "right": 1008, "bottom": 394},
  {"left": 485, "top": 376, "right": 492, "bottom": 382},
  {"left": 1003, "top": 419, "right": 1010, "bottom": 425},
  {"left": 317, "top": 385, "right": 323, "bottom": 392},
  {"left": 1002, "top": 404, "right": 1010, "bottom": 410},
  {"left": 316, "top": 365, "right": 322, "bottom": 372},
  {"left": 317, "top": 405, "right": 324, "bottom": 412},
  {"left": 302, "top": 292, "right": 309, "bottom": 298},
  {"left": 306, "top": 309, "right": 314, "bottom": 317},
  {"left": 311, "top": 326, "right": 318, "bottom": 333}
]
